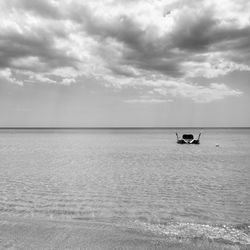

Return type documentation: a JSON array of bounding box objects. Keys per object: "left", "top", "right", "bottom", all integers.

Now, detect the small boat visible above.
[{"left": 176, "top": 133, "right": 201, "bottom": 144}]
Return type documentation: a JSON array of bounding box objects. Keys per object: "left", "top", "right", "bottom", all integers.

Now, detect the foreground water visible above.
[{"left": 0, "top": 129, "right": 249, "bottom": 247}]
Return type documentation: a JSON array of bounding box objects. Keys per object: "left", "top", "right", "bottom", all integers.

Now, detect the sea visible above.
[{"left": 0, "top": 128, "right": 249, "bottom": 248}]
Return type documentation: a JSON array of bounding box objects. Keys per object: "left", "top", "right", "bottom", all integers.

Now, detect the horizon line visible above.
[{"left": 0, "top": 127, "right": 250, "bottom": 129}]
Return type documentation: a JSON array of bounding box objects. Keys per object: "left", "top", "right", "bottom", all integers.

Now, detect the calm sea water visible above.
[{"left": 0, "top": 129, "right": 249, "bottom": 245}]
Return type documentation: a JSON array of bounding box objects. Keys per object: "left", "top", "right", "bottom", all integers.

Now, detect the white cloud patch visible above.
[
  {"left": 0, "top": 68, "right": 23, "bottom": 86},
  {"left": 153, "top": 82, "right": 242, "bottom": 103},
  {"left": 0, "top": 0, "right": 248, "bottom": 102},
  {"left": 61, "top": 78, "right": 76, "bottom": 85},
  {"left": 124, "top": 98, "right": 171, "bottom": 104}
]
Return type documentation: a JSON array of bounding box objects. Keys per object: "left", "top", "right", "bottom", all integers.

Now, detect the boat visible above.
[{"left": 176, "top": 133, "right": 201, "bottom": 144}]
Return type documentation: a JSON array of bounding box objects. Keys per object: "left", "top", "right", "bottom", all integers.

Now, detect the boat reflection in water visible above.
[{"left": 176, "top": 133, "right": 201, "bottom": 144}]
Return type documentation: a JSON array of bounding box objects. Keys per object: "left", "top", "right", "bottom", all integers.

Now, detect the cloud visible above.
[
  {"left": 61, "top": 78, "right": 76, "bottom": 85},
  {"left": 0, "top": 68, "right": 23, "bottom": 86},
  {"left": 12, "top": 0, "right": 61, "bottom": 19},
  {"left": 153, "top": 82, "right": 242, "bottom": 103},
  {"left": 0, "top": 19, "right": 78, "bottom": 66},
  {"left": 124, "top": 98, "right": 171, "bottom": 103},
  {"left": 0, "top": 0, "right": 249, "bottom": 103},
  {"left": 74, "top": 0, "right": 250, "bottom": 79}
]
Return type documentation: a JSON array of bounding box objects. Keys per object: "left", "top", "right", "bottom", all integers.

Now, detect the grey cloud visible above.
[
  {"left": 17, "top": 0, "right": 248, "bottom": 63},
  {"left": 104, "top": 45, "right": 184, "bottom": 78},
  {"left": 171, "top": 11, "right": 218, "bottom": 51},
  {"left": 215, "top": 31, "right": 250, "bottom": 64},
  {"left": 78, "top": 10, "right": 185, "bottom": 77},
  {"left": 173, "top": 16, "right": 250, "bottom": 53},
  {"left": 6, "top": 0, "right": 62, "bottom": 19},
  {"left": 0, "top": 26, "right": 78, "bottom": 73},
  {"left": 76, "top": 4, "right": 250, "bottom": 78},
  {"left": 1, "top": 0, "right": 250, "bottom": 85},
  {"left": 169, "top": 7, "right": 250, "bottom": 66},
  {"left": 109, "top": 65, "right": 139, "bottom": 78},
  {"left": 134, "top": 56, "right": 183, "bottom": 77}
]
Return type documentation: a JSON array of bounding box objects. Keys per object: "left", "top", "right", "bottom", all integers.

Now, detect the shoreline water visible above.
[{"left": 0, "top": 217, "right": 248, "bottom": 250}]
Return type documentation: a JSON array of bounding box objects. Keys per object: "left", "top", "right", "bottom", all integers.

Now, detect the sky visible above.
[{"left": 0, "top": 0, "right": 250, "bottom": 127}]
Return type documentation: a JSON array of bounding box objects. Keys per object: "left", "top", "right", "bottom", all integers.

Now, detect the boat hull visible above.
[{"left": 177, "top": 139, "right": 200, "bottom": 144}]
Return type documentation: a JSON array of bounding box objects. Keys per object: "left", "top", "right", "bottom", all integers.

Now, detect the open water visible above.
[{"left": 0, "top": 128, "right": 249, "bottom": 247}]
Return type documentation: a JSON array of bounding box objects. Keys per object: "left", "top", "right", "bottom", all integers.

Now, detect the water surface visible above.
[{"left": 0, "top": 128, "right": 249, "bottom": 246}]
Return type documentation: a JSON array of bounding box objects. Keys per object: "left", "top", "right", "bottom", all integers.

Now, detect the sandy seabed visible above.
[{"left": 0, "top": 217, "right": 247, "bottom": 250}]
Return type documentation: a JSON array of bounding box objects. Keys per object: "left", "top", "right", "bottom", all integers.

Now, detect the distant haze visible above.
[{"left": 0, "top": 0, "right": 250, "bottom": 127}]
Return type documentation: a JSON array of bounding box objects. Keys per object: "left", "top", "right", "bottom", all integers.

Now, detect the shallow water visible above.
[{"left": 0, "top": 129, "right": 249, "bottom": 246}]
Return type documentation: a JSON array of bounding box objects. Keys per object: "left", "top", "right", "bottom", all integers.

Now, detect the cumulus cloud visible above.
[{"left": 0, "top": 0, "right": 248, "bottom": 102}]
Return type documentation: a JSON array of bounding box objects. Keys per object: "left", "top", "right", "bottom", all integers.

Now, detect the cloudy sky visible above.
[{"left": 0, "top": 0, "right": 250, "bottom": 127}]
